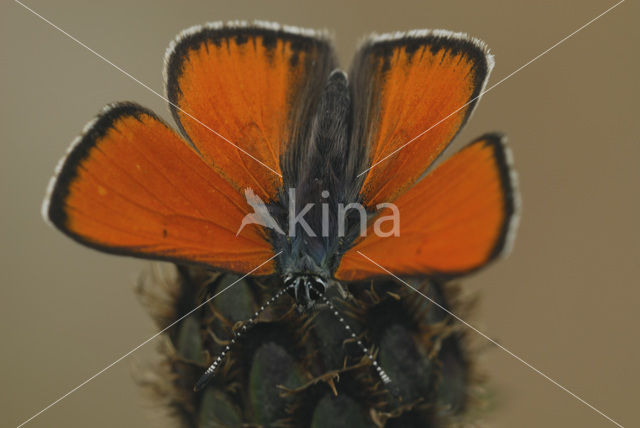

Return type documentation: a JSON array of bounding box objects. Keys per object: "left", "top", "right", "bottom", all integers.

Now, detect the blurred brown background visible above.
[{"left": 2, "top": 1, "right": 638, "bottom": 427}]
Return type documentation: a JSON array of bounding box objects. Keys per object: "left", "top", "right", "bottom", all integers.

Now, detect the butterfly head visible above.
[{"left": 283, "top": 273, "right": 328, "bottom": 310}]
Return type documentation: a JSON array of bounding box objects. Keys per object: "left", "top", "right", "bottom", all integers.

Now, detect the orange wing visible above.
[
  {"left": 44, "top": 103, "right": 275, "bottom": 275},
  {"left": 350, "top": 30, "right": 494, "bottom": 206},
  {"left": 335, "top": 134, "right": 518, "bottom": 281},
  {"left": 165, "top": 22, "right": 336, "bottom": 201}
]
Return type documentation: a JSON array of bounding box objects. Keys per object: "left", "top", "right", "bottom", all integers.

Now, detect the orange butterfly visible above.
[{"left": 44, "top": 21, "right": 518, "bottom": 334}]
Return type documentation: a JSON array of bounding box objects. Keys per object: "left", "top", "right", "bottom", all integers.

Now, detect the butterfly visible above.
[{"left": 43, "top": 22, "right": 518, "bottom": 387}]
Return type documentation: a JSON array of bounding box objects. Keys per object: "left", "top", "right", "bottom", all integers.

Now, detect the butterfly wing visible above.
[
  {"left": 335, "top": 134, "right": 519, "bottom": 281},
  {"left": 350, "top": 30, "right": 494, "bottom": 206},
  {"left": 165, "top": 22, "right": 337, "bottom": 201},
  {"left": 46, "top": 23, "right": 338, "bottom": 274},
  {"left": 44, "top": 103, "right": 275, "bottom": 274}
]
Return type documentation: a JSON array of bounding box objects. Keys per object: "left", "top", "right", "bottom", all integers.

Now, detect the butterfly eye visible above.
[{"left": 307, "top": 276, "right": 326, "bottom": 300}]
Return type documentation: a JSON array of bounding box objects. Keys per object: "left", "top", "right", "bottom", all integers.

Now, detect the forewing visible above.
[
  {"left": 165, "top": 21, "right": 337, "bottom": 201},
  {"left": 350, "top": 30, "right": 494, "bottom": 206}
]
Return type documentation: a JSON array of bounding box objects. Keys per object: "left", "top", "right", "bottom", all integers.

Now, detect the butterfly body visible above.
[{"left": 271, "top": 69, "right": 365, "bottom": 306}]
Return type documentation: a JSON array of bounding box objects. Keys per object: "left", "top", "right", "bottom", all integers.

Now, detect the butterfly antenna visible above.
[
  {"left": 194, "top": 283, "right": 294, "bottom": 391},
  {"left": 319, "top": 295, "right": 397, "bottom": 395}
]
